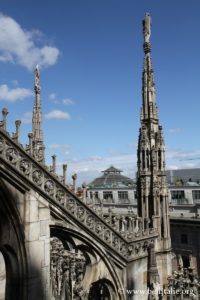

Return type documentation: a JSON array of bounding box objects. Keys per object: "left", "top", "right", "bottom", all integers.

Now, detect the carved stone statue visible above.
[
  {"left": 143, "top": 13, "right": 151, "bottom": 43},
  {"left": 35, "top": 64, "right": 40, "bottom": 90}
]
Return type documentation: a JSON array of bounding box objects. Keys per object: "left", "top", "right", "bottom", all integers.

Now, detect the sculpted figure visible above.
[
  {"left": 143, "top": 13, "right": 151, "bottom": 43},
  {"left": 35, "top": 64, "right": 40, "bottom": 90}
]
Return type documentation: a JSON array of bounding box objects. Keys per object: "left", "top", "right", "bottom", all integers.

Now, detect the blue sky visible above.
[{"left": 0, "top": 0, "right": 200, "bottom": 184}]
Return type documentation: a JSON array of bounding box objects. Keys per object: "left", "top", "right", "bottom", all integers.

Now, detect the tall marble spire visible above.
[
  {"left": 141, "top": 13, "right": 158, "bottom": 123},
  {"left": 32, "top": 65, "right": 45, "bottom": 163},
  {"left": 137, "top": 14, "right": 171, "bottom": 251}
]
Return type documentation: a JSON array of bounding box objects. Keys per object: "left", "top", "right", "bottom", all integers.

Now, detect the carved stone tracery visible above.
[{"left": 50, "top": 237, "right": 87, "bottom": 300}]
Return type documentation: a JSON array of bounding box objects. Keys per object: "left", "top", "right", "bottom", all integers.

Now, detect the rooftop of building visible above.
[
  {"left": 166, "top": 168, "right": 200, "bottom": 185},
  {"left": 88, "top": 165, "right": 135, "bottom": 189}
]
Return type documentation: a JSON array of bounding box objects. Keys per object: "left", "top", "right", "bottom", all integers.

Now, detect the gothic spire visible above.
[
  {"left": 137, "top": 14, "right": 171, "bottom": 251},
  {"left": 141, "top": 13, "right": 158, "bottom": 123},
  {"left": 32, "top": 65, "right": 45, "bottom": 163}
]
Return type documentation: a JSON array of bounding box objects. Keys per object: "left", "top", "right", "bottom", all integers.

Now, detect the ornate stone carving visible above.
[
  {"left": 20, "top": 159, "right": 31, "bottom": 175},
  {"left": 55, "top": 189, "right": 65, "bottom": 203},
  {"left": 112, "top": 237, "right": 119, "bottom": 248},
  {"left": 66, "top": 198, "right": 76, "bottom": 212},
  {"left": 6, "top": 147, "right": 18, "bottom": 163},
  {"left": 50, "top": 237, "right": 87, "bottom": 300},
  {"left": 86, "top": 215, "right": 94, "bottom": 229},
  {"left": 44, "top": 180, "right": 54, "bottom": 195},
  {"left": 77, "top": 206, "right": 85, "bottom": 221},
  {"left": 0, "top": 137, "right": 4, "bottom": 152},
  {"left": 32, "top": 169, "right": 43, "bottom": 185},
  {"left": 95, "top": 222, "right": 103, "bottom": 234}
]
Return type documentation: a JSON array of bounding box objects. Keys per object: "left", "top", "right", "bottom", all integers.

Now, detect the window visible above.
[
  {"left": 192, "top": 190, "right": 200, "bottom": 201},
  {"left": 95, "top": 192, "right": 99, "bottom": 199},
  {"left": 171, "top": 190, "right": 185, "bottom": 200},
  {"left": 134, "top": 191, "right": 137, "bottom": 199},
  {"left": 118, "top": 191, "right": 128, "bottom": 199},
  {"left": 118, "top": 191, "right": 129, "bottom": 203},
  {"left": 103, "top": 192, "right": 113, "bottom": 202},
  {"left": 171, "top": 190, "right": 187, "bottom": 204},
  {"left": 181, "top": 234, "right": 188, "bottom": 244}
]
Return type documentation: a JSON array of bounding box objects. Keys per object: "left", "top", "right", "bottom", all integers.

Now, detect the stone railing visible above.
[{"left": 0, "top": 126, "right": 157, "bottom": 260}]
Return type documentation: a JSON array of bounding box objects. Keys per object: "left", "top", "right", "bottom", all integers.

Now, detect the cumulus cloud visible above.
[
  {"left": 45, "top": 110, "right": 70, "bottom": 120},
  {"left": 21, "top": 111, "right": 32, "bottom": 124},
  {"left": 0, "top": 13, "right": 59, "bottom": 70},
  {"left": 0, "top": 84, "right": 32, "bottom": 102}
]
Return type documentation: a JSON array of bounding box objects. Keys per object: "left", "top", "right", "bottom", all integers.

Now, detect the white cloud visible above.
[
  {"left": 54, "top": 153, "right": 137, "bottom": 185},
  {"left": 169, "top": 128, "right": 181, "bottom": 133},
  {"left": 0, "top": 84, "right": 32, "bottom": 102},
  {"left": 62, "top": 98, "right": 74, "bottom": 105},
  {"left": 0, "top": 13, "right": 59, "bottom": 70},
  {"left": 21, "top": 111, "right": 32, "bottom": 124},
  {"left": 48, "top": 93, "right": 75, "bottom": 106},
  {"left": 166, "top": 148, "right": 200, "bottom": 160},
  {"left": 45, "top": 110, "right": 71, "bottom": 120},
  {"left": 48, "top": 144, "right": 70, "bottom": 149},
  {"left": 168, "top": 165, "right": 179, "bottom": 170}
]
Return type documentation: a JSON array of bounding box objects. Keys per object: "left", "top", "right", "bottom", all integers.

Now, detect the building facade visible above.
[{"left": 88, "top": 168, "right": 200, "bottom": 208}]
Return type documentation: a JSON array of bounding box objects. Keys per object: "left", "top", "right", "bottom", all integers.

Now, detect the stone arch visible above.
[
  {"left": 50, "top": 225, "right": 125, "bottom": 300},
  {"left": 0, "top": 178, "right": 28, "bottom": 300}
]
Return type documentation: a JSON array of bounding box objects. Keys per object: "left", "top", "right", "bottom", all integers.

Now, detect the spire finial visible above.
[
  {"left": 12, "top": 119, "right": 21, "bottom": 143},
  {"left": 32, "top": 64, "right": 45, "bottom": 163}
]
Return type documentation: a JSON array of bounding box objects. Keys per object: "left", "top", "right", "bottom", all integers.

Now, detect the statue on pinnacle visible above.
[
  {"left": 34, "top": 64, "right": 40, "bottom": 92},
  {"left": 143, "top": 13, "right": 151, "bottom": 43}
]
